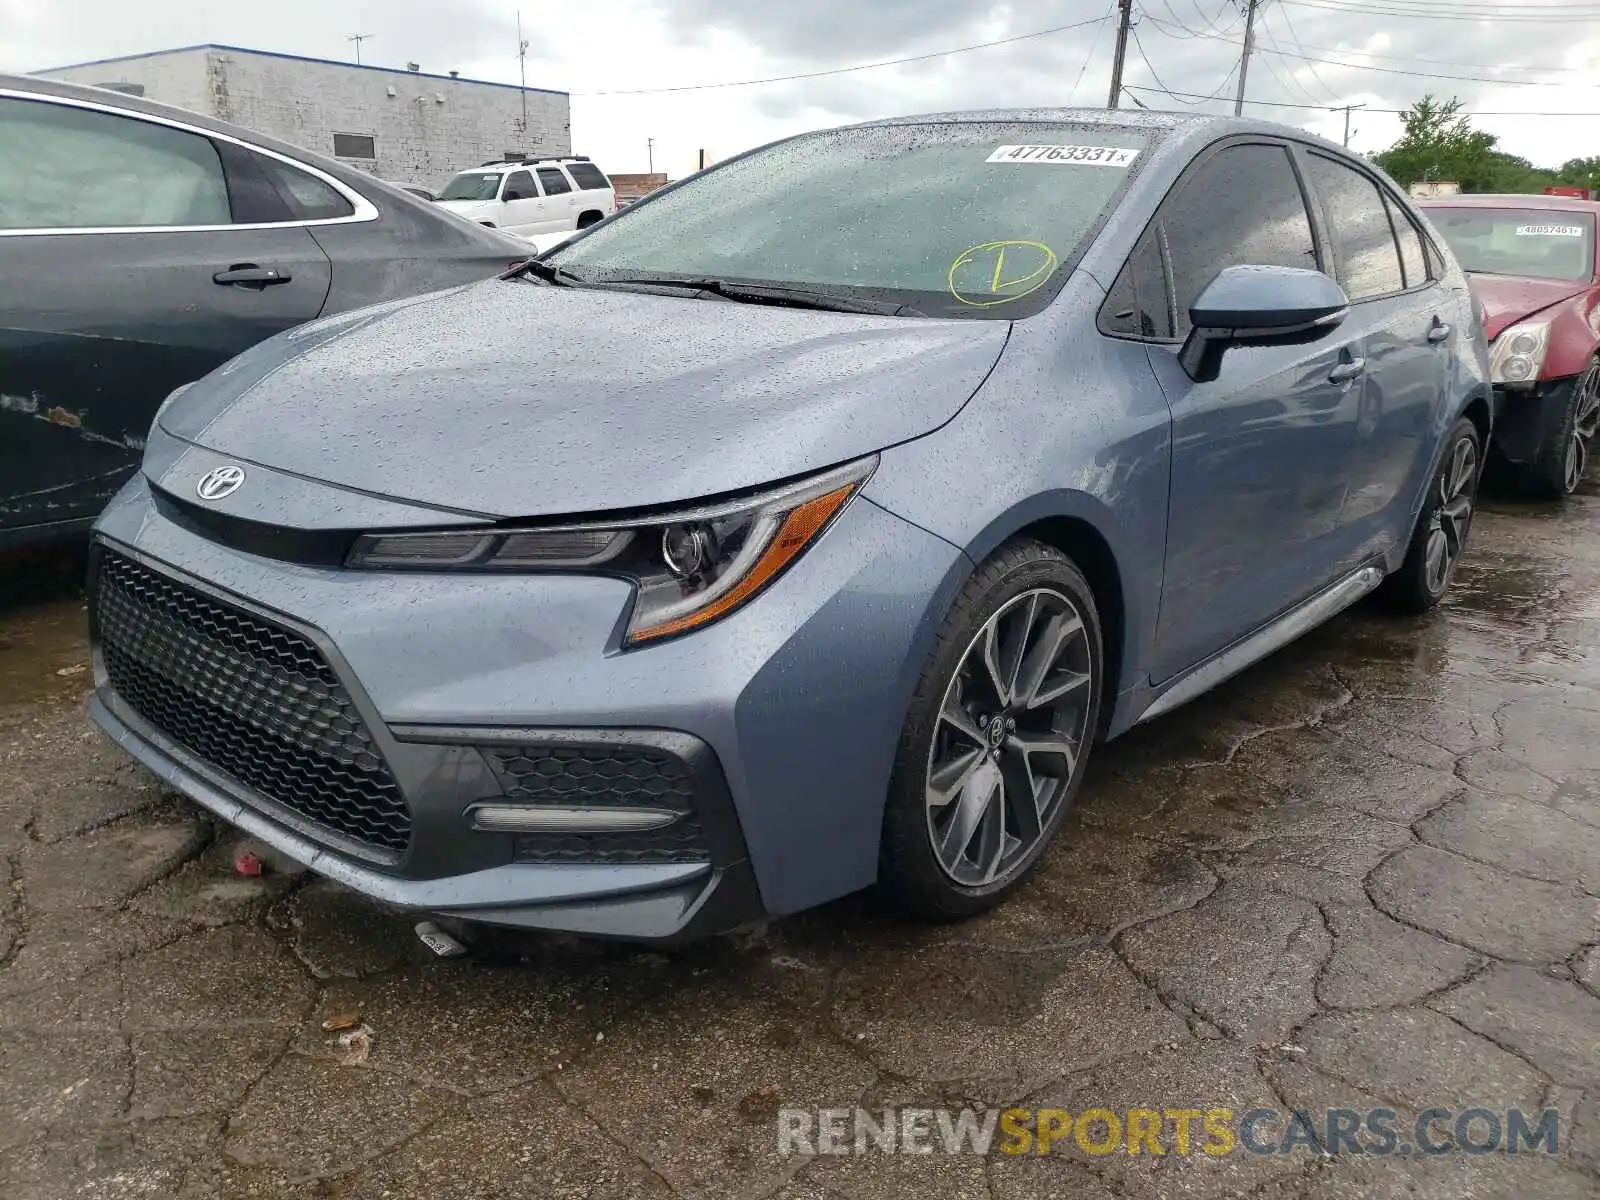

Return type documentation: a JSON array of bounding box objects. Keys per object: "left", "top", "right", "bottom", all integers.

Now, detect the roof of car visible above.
[
  {"left": 1418, "top": 193, "right": 1600, "bottom": 212},
  {"left": 859, "top": 107, "right": 1272, "bottom": 134}
]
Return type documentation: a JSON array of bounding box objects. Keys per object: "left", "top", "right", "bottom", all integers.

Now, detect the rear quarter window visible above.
[{"left": 565, "top": 162, "right": 611, "bottom": 192}]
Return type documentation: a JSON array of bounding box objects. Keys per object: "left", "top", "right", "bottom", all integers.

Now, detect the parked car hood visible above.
[
  {"left": 434, "top": 198, "right": 498, "bottom": 220},
  {"left": 159, "top": 280, "right": 1011, "bottom": 519},
  {"left": 1468, "top": 273, "right": 1593, "bottom": 339}
]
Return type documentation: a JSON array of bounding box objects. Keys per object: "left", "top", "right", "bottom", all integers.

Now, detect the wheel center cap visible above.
[{"left": 987, "top": 719, "right": 1007, "bottom": 750}]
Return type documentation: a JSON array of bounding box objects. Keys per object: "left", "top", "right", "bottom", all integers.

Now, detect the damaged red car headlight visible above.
[{"left": 1489, "top": 321, "right": 1550, "bottom": 386}]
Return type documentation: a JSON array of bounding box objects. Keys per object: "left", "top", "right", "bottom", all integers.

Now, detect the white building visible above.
[{"left": 36, "top": 44, "right": 571, "bottom": 190}]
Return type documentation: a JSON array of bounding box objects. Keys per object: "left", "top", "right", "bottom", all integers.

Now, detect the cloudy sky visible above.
[{"left": 5, "top": 0, "right": 1600, "bottom": 178}]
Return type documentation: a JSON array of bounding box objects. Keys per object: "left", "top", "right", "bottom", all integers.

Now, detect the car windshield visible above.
[
  {"left": 438, "top": 172, "right": 503, "bottom": 202},
  {"left": 550, "top": 121, "right": 1152, "bottom": 318},
  {"left": 1429, "top": 208, "right": 1596, "bottom": 282}
]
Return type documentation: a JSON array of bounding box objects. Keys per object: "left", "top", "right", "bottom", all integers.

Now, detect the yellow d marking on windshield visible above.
[{"left": 948, "top": 241, "right": 1059, "bottom": 307}]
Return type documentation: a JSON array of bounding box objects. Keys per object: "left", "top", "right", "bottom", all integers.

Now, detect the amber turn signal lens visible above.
[{"left": 627, "top": 483, "right": 857, "bottom": 643}]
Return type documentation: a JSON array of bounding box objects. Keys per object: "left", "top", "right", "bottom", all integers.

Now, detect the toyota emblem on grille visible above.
[{"left": 196, "top": 465, "right": 246, "bottom": 501}]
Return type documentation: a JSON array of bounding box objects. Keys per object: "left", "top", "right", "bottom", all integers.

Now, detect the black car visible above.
[{"left": 0, "top": 74, "right": 530, "bottom": 549}]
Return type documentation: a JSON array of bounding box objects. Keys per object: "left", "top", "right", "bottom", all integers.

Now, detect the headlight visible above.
[
  {"left": 1489, "top": 320, "right": 1550, "bottom": 386},
  {"left": 346, "top": 457, "right": 876, "bottom": 645}
]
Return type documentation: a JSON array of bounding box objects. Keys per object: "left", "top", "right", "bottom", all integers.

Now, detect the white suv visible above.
[{"left": 434, "top": 156, "right": 615, "bottom": 238}]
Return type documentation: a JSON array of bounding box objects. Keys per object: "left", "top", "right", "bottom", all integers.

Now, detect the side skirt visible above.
[{"left": 1136, "top": 563, "right": 1386, "bottom": 724}]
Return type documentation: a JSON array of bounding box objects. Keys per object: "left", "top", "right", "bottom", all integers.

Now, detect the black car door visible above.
[{"left": 0, "top": 92, "right": 332, "bottom": 541}]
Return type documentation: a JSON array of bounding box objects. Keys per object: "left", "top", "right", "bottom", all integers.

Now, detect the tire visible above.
[
  {"left": 879, "top": 539, "right": 1103, "bottom": 919},
  {"left": 1379, "top": 416, "right": 1481, "bottom": 614},
  {"left": 577, "top": 211, "right": 603, "bottom": 229},
  {"left": 1526, "top": 360, "right": 1600, "bottom": 498}
]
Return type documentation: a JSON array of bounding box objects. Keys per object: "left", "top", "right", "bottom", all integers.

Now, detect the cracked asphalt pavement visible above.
[{"left": 2, "top": 485, "right": 1599, "bottom": 1199}]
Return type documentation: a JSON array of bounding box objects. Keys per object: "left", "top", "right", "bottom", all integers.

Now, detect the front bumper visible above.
[
  {"left": 87, "top": 472, "right": 967, "bottom": 939},
  {"left": 1490, "top": 375, "right": 1578, "bottom": 466}
]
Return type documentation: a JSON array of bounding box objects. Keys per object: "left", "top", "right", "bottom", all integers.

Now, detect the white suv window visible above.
[
  {"left": 536, "top": 166, "right": 572, "bottom": 196},
  {"left": 565, "top": 162, "right": 611, "bottom": 192},
  {"left": 0, "top": 96, "right": 231, "bottom": 229}
]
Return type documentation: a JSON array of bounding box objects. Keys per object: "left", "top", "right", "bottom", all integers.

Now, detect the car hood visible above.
[
  {"left": 1467, "top": 273, "right": 1592, "bottom": 339},
  {"left": 160, "top": 280, "right": 1011, "bottom": 519},
  {"left": 434, "top": 198, "right": 497, "bottom": 219}
]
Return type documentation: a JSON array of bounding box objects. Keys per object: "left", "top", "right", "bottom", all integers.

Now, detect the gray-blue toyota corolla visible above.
[{"left": 89, "top": 110, "right": 1490, "bottom": 941}]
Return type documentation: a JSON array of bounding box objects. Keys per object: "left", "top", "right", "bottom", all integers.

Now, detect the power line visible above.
[
  {"left": 1140, "top": 12, "right": 1588, "bottom": 86},
  {"left": 1130, "top": 24, "right": 1219, "bottom": 106},
  {"left": 1283, "top": 0, "right": 1600, "bottom": 22},
  {"left": 1068, "top": 4, "right": 1120, "bottom": 105},
  {"left": 1270, "top": 2, "right": 1343, "bottom": 101},
  {"left": 578, "top": 15, "right": 1112, "bottom": 96},
  {"left": 1255, "top": 17, "right": 1338, "bottom": 106},
  {"left": 1122, "top": 83, "right": 1600, "bottom": 116},
  {"left": 1140, "top": 8, "right": 1594, "bottom": 74}
]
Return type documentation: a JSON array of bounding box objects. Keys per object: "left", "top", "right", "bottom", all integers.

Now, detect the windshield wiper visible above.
[
  {"left": 584, "top": 275, "right": 921, "bottom": 316},
  {"left": 508, "top": 258, "right": 585, "bottom": 287}
]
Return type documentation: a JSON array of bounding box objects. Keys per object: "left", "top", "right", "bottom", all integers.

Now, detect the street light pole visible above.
[{"left": 516, "top": 12, "right": 529, "bottom": 142}]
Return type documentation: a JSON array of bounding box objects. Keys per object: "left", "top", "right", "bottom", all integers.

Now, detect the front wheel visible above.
[
  {"left": 1530, "top": 361, "right": 1600, "bottom": 497},
  {"left": 879, "top": 540, "right": 1103, "bottom": 919},
  {"left": 1379, "top": 416, "right": 1481, "bottom": 614}
]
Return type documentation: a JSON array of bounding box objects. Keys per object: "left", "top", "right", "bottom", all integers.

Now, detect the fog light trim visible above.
[{"left": 469, "top": 804, "right": 681, "bottom": 833}]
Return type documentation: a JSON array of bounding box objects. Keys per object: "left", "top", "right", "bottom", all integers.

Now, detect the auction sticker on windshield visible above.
[
  {"left": 1516, "top": 224, "right": 1585, "bottom": 237},
  {"left": 987, "top": 145, "right": 1139, "bottom": 167}
]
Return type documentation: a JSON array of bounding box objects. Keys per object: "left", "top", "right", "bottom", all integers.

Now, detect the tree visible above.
[
  {"left": 1374, "top": 95, "right": 1501, "bottom": 191},
  {"left": 1556, "top": 156, "right": 1600, "bottom": 190}
]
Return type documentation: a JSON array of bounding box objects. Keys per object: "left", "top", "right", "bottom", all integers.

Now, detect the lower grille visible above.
[
  {"left": 93, "top": 548, "right": 411, "bottom": 855},
  {"left": 488, "top": 745, "right": 709, "bottom": 864}
]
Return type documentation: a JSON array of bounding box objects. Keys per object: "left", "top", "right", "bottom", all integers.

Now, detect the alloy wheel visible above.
[
  {"left": 1564, "top": 371, "right": 1600, "bottom": 493},
  {"left": 924, "top": 587, "right": 1094, "bottom": 887},
  {"left": 1425, "top": 434, "right": 1477, "bottom": 595}
]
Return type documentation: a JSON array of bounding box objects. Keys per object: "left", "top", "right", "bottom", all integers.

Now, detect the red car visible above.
[{"left": 1422, "top": 194, "right": 1600, "bottom": 496}]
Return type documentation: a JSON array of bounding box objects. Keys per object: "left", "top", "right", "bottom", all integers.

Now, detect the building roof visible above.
[{"left": 34, "top": 43, "right": 566, "bottom": 97}]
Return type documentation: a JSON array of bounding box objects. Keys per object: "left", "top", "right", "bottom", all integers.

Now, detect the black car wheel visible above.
[
  {"left": 1380, "top": 416, "right": 1481, "bottom": 614},
  {"left": 1532, "top": 359, "right": 1600, "bottom": 497},
  {"left": 879, "top": 539, "right": 1102, "bottom": 918}
]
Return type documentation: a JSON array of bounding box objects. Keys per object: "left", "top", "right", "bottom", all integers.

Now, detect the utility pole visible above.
[
  {"left": 1334, "top": 102, "right": 1366, "bottom": 147},
  {"left": 647, "top": 137, "right": 655, "bottom": 173},
  {"left": 516, "top": 12, "right": 529, "bottom": 139},
  {"left": 347, "top": 34, "right": 373, "bottom": 66},
  {"left": 1106, "top": 0, "right": 1134, "bottom": 110},
  {"left": 1233, "top": 0, "right": 1259, "bottom": 116}
]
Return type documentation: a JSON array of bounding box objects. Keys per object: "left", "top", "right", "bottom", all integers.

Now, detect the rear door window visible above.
[
  {"left": 254, "top": 155, "right": 355, "bottom": 221},
  {"left": 1157, "top": 142, "right": 1318, "bottom": 338},
  {"left": 1383, "top": 193, "right": 1429, "bottom": 289},
  {"left": 565, "top": 162, "right": 610, "bottom": 192},
  {"left": 537, "top": 167, "right": 573, "bottom": 196},
  {"left": 1304, "top": 153, "right": 1405, "bottom": 299},
  {"left": 0, "top": 96, "right": 231, "bottom": 229}
]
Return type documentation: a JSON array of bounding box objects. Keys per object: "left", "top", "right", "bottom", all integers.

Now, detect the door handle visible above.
[
  {"left": 213, "top": 264, "right": 292, "bottom": 288},
  {"left": 1427, "top": 319, "right": 1452, "bottom": 343},
  {"left": 1328, "top": 357, "right": 1366, "bottom": 384}
]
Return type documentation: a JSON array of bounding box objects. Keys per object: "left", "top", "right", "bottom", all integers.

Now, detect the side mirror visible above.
[{"left": 1179, "top": 265, "right": 1349, "bottom": 383}]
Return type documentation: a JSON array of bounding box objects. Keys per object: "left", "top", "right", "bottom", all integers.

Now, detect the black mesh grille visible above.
[
  {"left": 94, "top": 549, "right": 410, "bottom": 854},
  {"left": 490, "top": 745, "right": 709, "bottom": 864}
]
